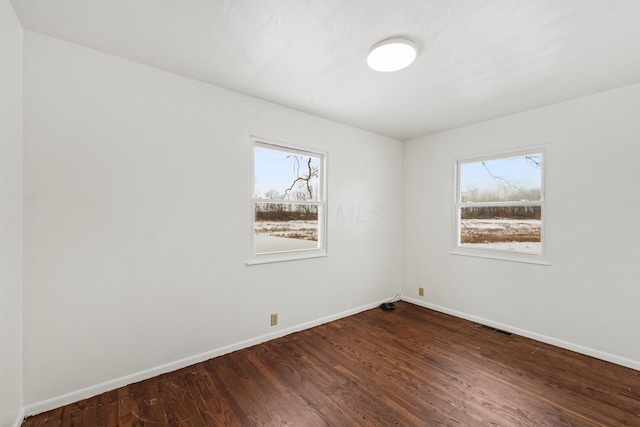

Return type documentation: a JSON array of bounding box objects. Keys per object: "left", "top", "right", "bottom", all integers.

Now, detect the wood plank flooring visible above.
[{"left": 22, "top": 302, "right": 640, "bottom": 426}]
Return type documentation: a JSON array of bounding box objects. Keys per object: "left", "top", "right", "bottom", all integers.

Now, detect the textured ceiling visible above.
[{"left": 10, "top": 0, "right": 640, "bottom": 140}]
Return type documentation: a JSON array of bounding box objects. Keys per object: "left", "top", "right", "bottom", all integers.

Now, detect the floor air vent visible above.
[{"left": 480, "top": 324, "right": 513, "bottom": 337}]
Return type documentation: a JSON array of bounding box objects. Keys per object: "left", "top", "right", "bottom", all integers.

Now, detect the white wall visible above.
[
  {"left": 0, "top": 2, "right": 23, "bottom": 427},
  {"left": 403, "top": 83, "right": 640, "bottom": 370},
  {"left": 22, "top": 31, "right": 402, "bottom": 411}
]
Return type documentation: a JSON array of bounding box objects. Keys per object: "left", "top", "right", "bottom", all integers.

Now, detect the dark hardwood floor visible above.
[{"left": 23, "top": 302, "right": 640, "bottom": 426}]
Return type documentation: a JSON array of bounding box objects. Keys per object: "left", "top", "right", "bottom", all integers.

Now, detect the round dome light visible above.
[{"left": 367, "top": 38, "right": 417, "bottom": 72}]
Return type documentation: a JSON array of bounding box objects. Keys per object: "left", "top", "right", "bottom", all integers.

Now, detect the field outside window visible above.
[{"left": 454, "top": 148, "right": 547, "bottom": 264}]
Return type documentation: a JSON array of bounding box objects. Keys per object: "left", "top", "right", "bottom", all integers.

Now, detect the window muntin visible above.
[
  {"left": 250, "top": 139, "right": 327, "bottom": 264},
  {"left": 454, "top": 148, "right": 546, "bottom": 263}
]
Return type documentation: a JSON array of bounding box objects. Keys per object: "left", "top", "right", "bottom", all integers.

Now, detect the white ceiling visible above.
[{"left": 10, "top": 0, "right": 640, "bottom": 140}]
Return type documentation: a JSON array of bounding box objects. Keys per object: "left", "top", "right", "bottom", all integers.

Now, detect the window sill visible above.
[
  {"left": 247, "top": 252, "right": 328, "bottom": 266},
  {"left": 450, "top": 248, "right": 550, "bottom": 266}
]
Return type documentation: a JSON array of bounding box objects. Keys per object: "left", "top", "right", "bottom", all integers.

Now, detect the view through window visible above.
[
  {"left": 251, "top": 140, "right": 326, "bottom": 261},
  {"left": 455, "top": 149, "right": 545, "bottom": 259}
]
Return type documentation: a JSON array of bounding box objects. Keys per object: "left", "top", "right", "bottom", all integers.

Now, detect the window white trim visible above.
[
  {"left": 451, "top": 146, "right": 549, "bottom": 265},
  {"left": 248, "top": 136, "right": 328, "bottom": 265}
]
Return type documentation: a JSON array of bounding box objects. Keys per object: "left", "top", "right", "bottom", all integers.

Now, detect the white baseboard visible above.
[
  {"left": 23, "top": 298, "right": 389, "bottom": 417},
  {"left": 402, "top": 297, "right": 640, "bottom": 372},
  {"left": 12, "top": 408, "right": 25, "bottom": 427}
]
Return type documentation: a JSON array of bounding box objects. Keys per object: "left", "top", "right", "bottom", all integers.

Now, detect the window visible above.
[
  {"left": 249, "top": 138, "right": 327, "bottom": 264},
  {"left": 453, "top": 147, "right": 547, "bottom": 264}
]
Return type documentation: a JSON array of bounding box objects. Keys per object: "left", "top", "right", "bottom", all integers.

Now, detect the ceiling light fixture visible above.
[{"left": 367, "top": 38, "right": 417, "bottom": 72}]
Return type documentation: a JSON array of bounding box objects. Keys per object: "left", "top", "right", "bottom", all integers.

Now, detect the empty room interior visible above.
[{"left": 2, "top": 1, "right": 640, "bottom": 426}]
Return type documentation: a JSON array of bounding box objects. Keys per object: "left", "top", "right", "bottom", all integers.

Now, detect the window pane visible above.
[
  {"left": 460, "top": 154, "right": 542, "bottom": 202},
  {"left": 254, "top": 148, "right": 320, "bottom": 201},
  {"left": 460, "top": 206, "right": 541, "bottom": 254},
  {"left": 254, "top": 202, "right": 319, "bottom": 254}
]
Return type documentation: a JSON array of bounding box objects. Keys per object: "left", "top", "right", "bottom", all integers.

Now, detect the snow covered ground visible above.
[
  {"left": 460, "top": 241, "right": 542, "bottom": 254},
  {"left": 255, "top": 220, "right": 317, "bottom": 241},
  {"left": 460, "top": 218, "right": 541, "bottom": 254},
  {"left": 461, "top": 218, "right": 540, "bottom": 230},
  {"left": 254, "top": 219, "right": 541, "bottom": 254},
  {"left": 254, "top": 220, "right": 318, "bottom": 253},
  {"left": 254, "top": 235, "right": 318, "bottom": 253}
]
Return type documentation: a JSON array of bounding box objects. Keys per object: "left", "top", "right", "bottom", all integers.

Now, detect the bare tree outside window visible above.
[
  {"left": 283, "top": 155, "right": 318, "bottom": 200},
  {"left": 252, "top": 144, "right": 325, "bottom": 256}
]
